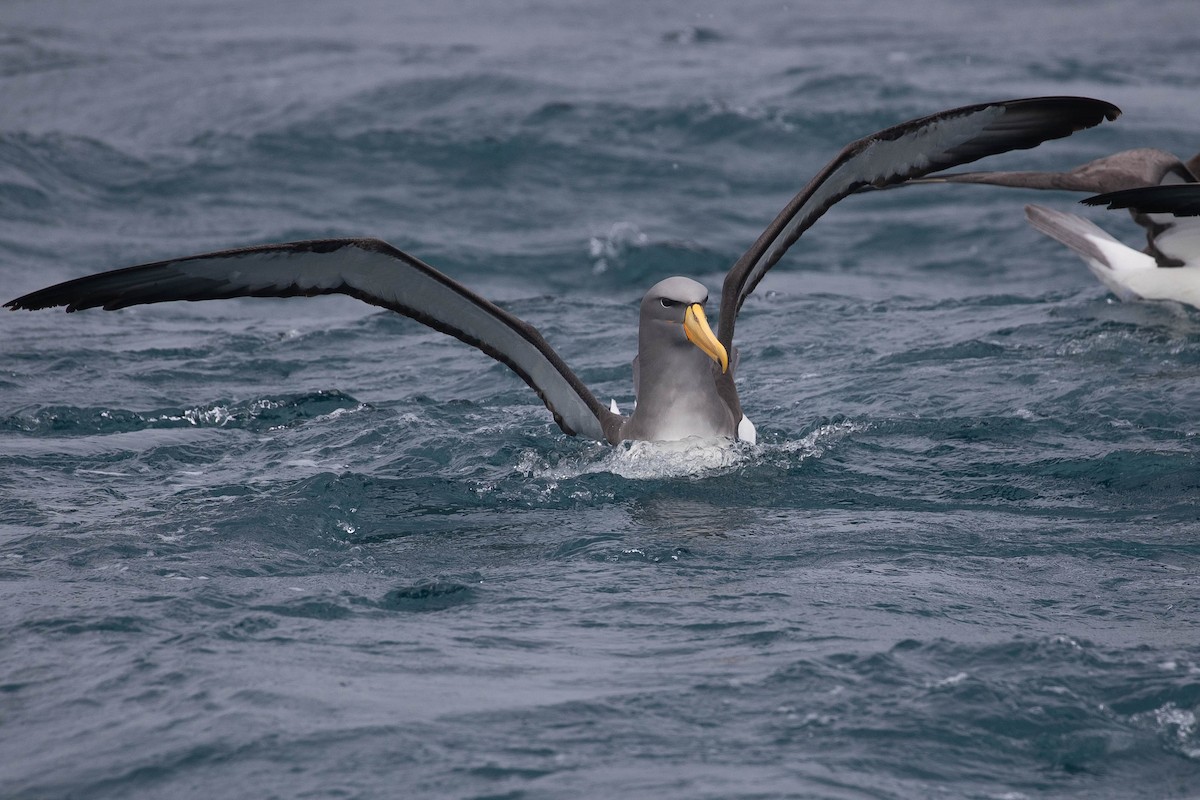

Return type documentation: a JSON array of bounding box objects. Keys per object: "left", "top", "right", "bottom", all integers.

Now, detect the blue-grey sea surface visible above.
[{"left": 2, "top": 1, "right": 1199, "bottom": 798}]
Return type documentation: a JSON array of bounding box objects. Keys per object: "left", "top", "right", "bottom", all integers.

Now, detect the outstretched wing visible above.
[
  {"left": 717, "top": 96, "right": 1121, "bottom": 353},
  {"left": 1083, "top": 185, "right": 1200, "bottom": 217},
  {"left": 899, "top": 147, "right": 1195, "bottom": 194},
  {"left": 5, "top": 238, "right": 624, "bottom": 443}
]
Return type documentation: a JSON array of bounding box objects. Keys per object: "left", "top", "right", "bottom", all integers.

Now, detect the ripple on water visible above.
[{"left": 0, "top": 391, "right": 365, "bottom": 436}]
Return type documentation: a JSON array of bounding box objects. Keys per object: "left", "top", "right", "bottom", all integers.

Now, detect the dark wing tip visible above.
[
  {"left": 872, "top": 95, "right": 1119, "bottom": 144},
  {"left": 847, "top": 97, "right": 1121, "bottom": 198},
  {"left": 1015, "top": 95, "right": 1122, "bottom": 133},
  {"left": 998, "top": 95, "right": 1121, "bottom": 125},
  {"left": 5, "top": 269, "right": 201, "bottom": 313},
  {"left": 1058, "top": 96, "right": 1121, "bottom": 123},
  {"left": 925, "top": 96, "right": 1121, "bottom": 173},
  {"left": 4, "top": 238, "right": 389, "bottom": 314},
  {"left": 1082, "top": 185, "right": 1200, "bottom": 216},
  {"left": 5, "top": 291, "right": 74, "bottom": 312}
]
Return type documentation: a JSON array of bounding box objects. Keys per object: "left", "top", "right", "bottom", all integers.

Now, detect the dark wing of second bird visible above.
[{"left": 1084, "top": 184, "right": 1200, "bottom": 217}]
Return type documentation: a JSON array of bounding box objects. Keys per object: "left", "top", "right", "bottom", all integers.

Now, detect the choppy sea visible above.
[{"left": 3, "top": 1, "right": 1200, "bottom": 798}]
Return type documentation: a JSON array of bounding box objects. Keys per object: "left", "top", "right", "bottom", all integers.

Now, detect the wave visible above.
[{"left": 1, "top": 390, "right": 364, "bottom": 436}]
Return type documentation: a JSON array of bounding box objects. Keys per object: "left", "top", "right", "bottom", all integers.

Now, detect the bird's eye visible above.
[{"left": 660, "top": 298, "right": 677, "bottom": 308}]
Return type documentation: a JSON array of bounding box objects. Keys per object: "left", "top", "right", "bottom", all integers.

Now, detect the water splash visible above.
[
  {"left": 515, "top": 419, "right": 865, "bottom": 482},
  {"left": 1144, "top": 703, "right": 1200, "bottom": 760},
  {"left": 588, "top": 221, "right": 648, "bottom": 275},
  {"left": 766, "top": 419, "right": 867, "bottom": 465},
  {"left": 519, "top": 437, "right": 748, "bottom": 481}
]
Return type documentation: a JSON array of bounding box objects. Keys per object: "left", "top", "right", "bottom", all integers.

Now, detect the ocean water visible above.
[{"left": 3, "top": 1, "right": 1200, "bottom": 797}]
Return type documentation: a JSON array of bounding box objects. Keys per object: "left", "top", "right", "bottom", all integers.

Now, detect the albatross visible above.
[
  {"left": 941, "top": 152, "right": 1200, "bottom": 309},
  {"left": 1020, "top": 184, "right": 1200, "bottom": 309},
  {"left": 904, "top": 146, "right": 1200, "bottom": 272},
  {"left": 5, "top": 97, "right": 1119, "bottom": 444}
]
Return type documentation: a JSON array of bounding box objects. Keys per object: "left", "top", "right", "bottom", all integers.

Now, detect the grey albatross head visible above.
[{"left": 619, "top": 277, "right": 735, "bottom": 443}]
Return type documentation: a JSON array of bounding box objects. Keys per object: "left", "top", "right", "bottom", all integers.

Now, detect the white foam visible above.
[
  {"left": 523, "top": 437, "right": 749, "bottom": 481},
  {"left": 769, "top": 419, "right": 866, "bottom": 463},
  {"left": 1154, "top": 703, "right": 1199, "bottom": 758},
  {"left": 517, "top": 419, "right": 865, "bottom": 481},
  {"left": 928, "top": 671, "right": 969, "bottom": 689}
]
